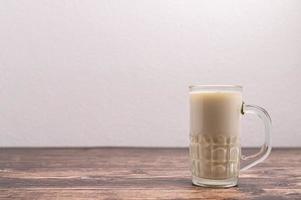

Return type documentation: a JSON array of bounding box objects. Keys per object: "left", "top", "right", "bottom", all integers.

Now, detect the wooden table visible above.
[{"left": 0, "top": 148, "right": 300, "bottom": 200}]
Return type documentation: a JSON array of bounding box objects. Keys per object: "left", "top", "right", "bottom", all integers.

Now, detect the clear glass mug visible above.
[{"left": 189, "top": 85, "right": 271, "bottom": 187}]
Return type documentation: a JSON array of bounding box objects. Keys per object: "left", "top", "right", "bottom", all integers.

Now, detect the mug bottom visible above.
[{"left": 192, "top": 176, "right": 238, "bottom": 188}]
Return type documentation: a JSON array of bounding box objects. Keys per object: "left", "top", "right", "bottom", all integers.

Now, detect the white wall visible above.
[{"left": 0, "top": 0, "right": 300, "bottom": 147}]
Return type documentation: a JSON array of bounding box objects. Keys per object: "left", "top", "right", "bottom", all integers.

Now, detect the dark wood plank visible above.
[{"left": 0, "top": 148, "right": 300, "bottom": 200}]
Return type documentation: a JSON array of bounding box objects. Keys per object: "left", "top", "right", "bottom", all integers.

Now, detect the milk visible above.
[{"left": 189, "top": 91, "right": 242, "bottom": 180}]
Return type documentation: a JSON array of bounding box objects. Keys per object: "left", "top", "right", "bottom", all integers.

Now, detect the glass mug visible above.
[{"left": 189, "top": 85, "right": 271, "bottom": 187}]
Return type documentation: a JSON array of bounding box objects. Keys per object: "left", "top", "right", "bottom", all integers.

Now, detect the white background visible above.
[{"left": 0, "top": 0, "right": 300, "bottom": 147}]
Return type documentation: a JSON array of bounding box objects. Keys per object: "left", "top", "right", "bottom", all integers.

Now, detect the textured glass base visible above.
[{"left": 192, "top": 176, "right": 238, "bottom": 188}]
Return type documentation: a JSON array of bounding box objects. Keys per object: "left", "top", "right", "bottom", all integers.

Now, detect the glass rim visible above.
[{"left": 189, "top": 85, "right": 243, "bottom": 92}]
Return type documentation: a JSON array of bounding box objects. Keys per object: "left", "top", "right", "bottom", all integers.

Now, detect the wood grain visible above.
[{"left": 0, "top": 148, "right": 300, "bottom": 200}]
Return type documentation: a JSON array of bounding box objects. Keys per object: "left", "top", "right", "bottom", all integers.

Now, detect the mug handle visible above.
[{"left": 240, "top": 103, "right": 272, "bottom": 171}]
